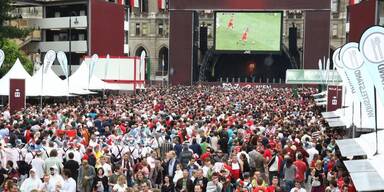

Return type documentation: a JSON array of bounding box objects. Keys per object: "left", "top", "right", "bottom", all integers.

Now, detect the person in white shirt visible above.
[
  {"left": 58, "top": 169, "right": 76, "bottom": 192},
  {"left": 47, "top": 165, "right": 64, "bottom": 192},
  {"left": 2, "top": 110, "right": 10, "bottom": 122},
  {"left": 31, "top": 151, "right": 45, "bottom": 179},
  {"left": 20, "top": 168, "right": 43, "bottom": 192},
  {"left": 100, "top": 156, "right": 112, "bottom": 177},
  {"left": 112, "top": 175, "right": 128, "bottom": 192},
  {"left": 290, "top": 181, "right": 307, "bottom": 192},
  {"left": 306, "top": 143, "right": 319, "bottom": 165}
]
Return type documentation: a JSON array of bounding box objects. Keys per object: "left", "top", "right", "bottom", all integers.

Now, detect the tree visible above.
[
  {"left": 0, "top": 0, "right": 31, "bottom": 47},
  {"left": 0, "top": 40, "right": 33, "bottom": 78}
]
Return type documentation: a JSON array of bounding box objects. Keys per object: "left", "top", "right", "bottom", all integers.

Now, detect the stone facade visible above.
[{"left": 129, "top": 0, "right": 348, "bottom": 79}]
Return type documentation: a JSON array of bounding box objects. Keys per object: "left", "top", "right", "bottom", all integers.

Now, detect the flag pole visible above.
[
  {"left": 374, "top": 87, "right": 378, "bottom": 156},
  {"left": 40, "top": 63, "right": 43, "bottom": 113}
]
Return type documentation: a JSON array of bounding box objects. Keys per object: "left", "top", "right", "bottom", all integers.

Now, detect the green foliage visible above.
[
  {"left": 0, "top": 40, "right": 33, "bottom": 77},
  {"left": 0, "top": 0, "right": 13, "bottom": 23},
  {"left": 0, "top": 0, "right": 32, "bottom": 46}
]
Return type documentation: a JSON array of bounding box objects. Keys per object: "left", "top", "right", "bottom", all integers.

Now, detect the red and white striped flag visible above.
[
  {"left": 349, "top": 0, "right": 360, "bottom": 5},
  {"left": 158, "top": 0, "right": 166, "bottom": 9},
  {"left": 130, "top": 0, "right": 139, "bottom": 8}
]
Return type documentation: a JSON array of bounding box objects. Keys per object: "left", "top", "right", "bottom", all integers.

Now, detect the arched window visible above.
[{"left": 158, "top": 47, "right": 168, "bottom": 75}]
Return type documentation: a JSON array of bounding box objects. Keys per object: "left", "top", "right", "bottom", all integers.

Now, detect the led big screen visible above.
[{"left": 214, "top": 12, "right": 283, "bottom": 53}]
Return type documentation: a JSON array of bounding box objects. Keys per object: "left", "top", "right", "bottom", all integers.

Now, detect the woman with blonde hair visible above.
[
  {"left": 311, "top": 160, "right": 325, "bottom": 192},
  {"left": 113, "top": 175, "right": 128, "bottom": 192}
]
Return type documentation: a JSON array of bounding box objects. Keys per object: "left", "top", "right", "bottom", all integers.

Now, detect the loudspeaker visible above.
[
  {"left": 200, "top": 26, "right": 208, "bottom": 54},
  {"left": 289, "top": 26, "right": 298, "bottom": 54}
]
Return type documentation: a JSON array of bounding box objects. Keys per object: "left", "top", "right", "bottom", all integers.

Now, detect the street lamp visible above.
[{"left": 68, "top": 11, "right": 78, "bottom": 77}]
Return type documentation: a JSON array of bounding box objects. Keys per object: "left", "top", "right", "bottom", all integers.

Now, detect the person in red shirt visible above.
[
  {"left": 236, "top": 28, "right": 249, "bottom": 47},
  {"left": 293, "top": 153, "right": 307, "bottom": 183},
  {"left": 227, "top": 15, "right": 235, "bottom": 30},
  {"left": 267, "top": 176, "right": 280, "bottom": 192}
]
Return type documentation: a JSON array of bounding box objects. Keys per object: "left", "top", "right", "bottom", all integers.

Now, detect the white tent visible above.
[
  {"left": 27, "top": 67, "right": 72, "bottom": 96},
  {"left": 69, "top": 61, "right": 121, "bottom": 90},
  {"left": 0, "top": 59, "right": 31, "bottom": 95}
]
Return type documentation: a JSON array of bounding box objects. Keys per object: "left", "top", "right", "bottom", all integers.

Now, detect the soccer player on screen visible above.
[
  {"left": 237, "top": 27, "right": 249, "bottom": 46},
  {"left": 227, "top": 16, "right": 234, "bottom": 30}
]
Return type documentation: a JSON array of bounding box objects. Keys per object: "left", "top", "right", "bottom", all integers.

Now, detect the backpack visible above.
[
  {"left": 110, "top": 146, "right": 124, "bottom": 165},
  {"left": 17, "top": 149, "right": 32, "bottom": 175}
]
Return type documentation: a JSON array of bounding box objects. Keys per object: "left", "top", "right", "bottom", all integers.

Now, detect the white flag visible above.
[
  {"left": 57, "top": 51, "right": 68, "bottom": 78},
  {"left": 359, "top": 26, "right": 384, "bottom": 110},
  {"left": 333, "top": 48, "right": 356, "bottom": 95},
  {"left": 325, "top": 58, "right": 330, "bottom": 83},
  {"left": 90, "top": 54, "right": 98, "bottom": 77},
  {"left": 140, "top": 51, "right": 146, "bottom": 67},
  {"left": 340, "top": 42, "right": 376, "bottom": 128},
  {"left": 89, "top": 54, "right": 98, "bottom": 88},
  {"left": 0, "top": 49, "right": 4, "bottom": 69},
  {"left": 43, "top": 50, "right": 56, "bottom": 74}
]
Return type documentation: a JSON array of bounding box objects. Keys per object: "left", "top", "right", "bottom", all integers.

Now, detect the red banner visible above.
[
  {"left": 327, "top": 85, "right": 342, "bottom": 112},
  {"left": 9, "top": 79, "right": 26, "bottom": 113}
]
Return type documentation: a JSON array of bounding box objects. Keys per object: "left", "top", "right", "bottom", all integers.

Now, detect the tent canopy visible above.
[
  {"left": 27, "top": 67, "right": 72, "bottom": 96},
  {"left": 69, "top": 61, "right": 121, "bottom": 90},
  {"left": 0, "top": 59, "right": 31, "bottom": 95},
  {"left": 321, "top": 111, "right": 340, "bottom": 119}
]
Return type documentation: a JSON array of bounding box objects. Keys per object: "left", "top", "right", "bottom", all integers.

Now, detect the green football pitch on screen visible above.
[{"left": 215, "top": 12, "right": 282, "bottom": 52}]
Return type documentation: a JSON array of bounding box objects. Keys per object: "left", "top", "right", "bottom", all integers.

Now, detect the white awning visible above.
[
  {"left": 344, "top": 160, "right": 375, "bottom": 173},
  {"left": 336, "top": 139, "right": 367, "bottom": 157},
  {"left": 350, "top": 172, "right": 384, "bottom": 191},
  {"left": 321, "top": 111, "right": 340, "bottom": 119},
  {"left": 326, "top": 118, "right": 347, "bottom": 127}
]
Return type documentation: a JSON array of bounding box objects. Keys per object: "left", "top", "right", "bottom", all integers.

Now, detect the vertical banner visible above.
[
  {"left": 89, "top": 54, "right": 98, "bottom": 89},
  {"left": 57, "top": 51, "right": 68, "bottom": 78},
  {"left": 327, "top": 85, "right": 343, "bottom": 111},
  {"left": 0, "top": 49, "right": 4, "bottom": 69},
  {"left": 333, "top": 48, "right": 356, "bottom": 95},
  {"left": 340, "top": 42, "right": 376, "bottom": 128},
  {"left": 90, "top": 54, "right": 98, "bottom": 77},
  {"left": 43, "top": 50, "right": 56, "bottom": 74},
  {"left": 9, "top": 79, "right": 25, "bottom": 113},
  {"left": 359, "top": 26, "right": 384, "bottom": 109},
  {"left": 140, "top": 51, "right": 146, "bottom": 81},
  {"left": 333, "top": 48, "right": 356, "bottom": 126}
]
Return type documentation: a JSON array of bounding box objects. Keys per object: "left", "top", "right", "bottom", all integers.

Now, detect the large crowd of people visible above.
[{"left": 0, "top": 85, "right": 355, "bottom": 192}]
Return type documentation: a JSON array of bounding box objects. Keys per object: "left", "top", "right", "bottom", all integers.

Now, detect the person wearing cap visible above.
[{"left": 20, "top": 168, "right": 43, "bottom": 192}]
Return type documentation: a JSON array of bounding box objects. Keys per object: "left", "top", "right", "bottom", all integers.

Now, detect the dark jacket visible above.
[
  {"left": 165, "top": 158, "right": 178, "bottom": 177},
  {"left": 179, "top": 150, "right": 193, "bottom": 168},
  {"left": 161, "top": 182, "right": 175, "bottom": 192},
  {"left": 175, "top": 178, "right": 194, "bottom": 192},
  {"left": 189, "top": 143, "right": 202, "bottom": 156},
  {"left": 64, "top": 159, "right": 80, "bottom": 180}
]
